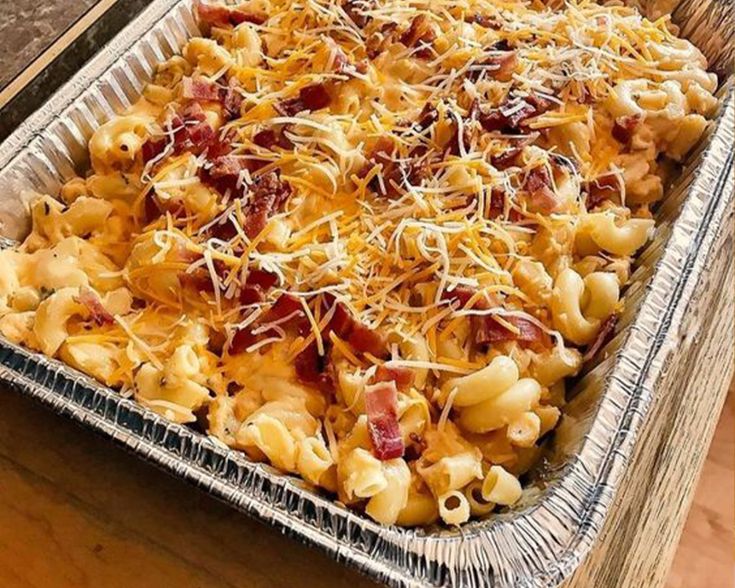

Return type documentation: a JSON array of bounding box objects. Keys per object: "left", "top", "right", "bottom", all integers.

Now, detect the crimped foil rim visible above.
[{"left": 0, "top": 1, "right": 732, "bottom": 586}]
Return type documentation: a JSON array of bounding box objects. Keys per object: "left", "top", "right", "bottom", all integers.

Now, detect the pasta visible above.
[{"left": 0, "top": 0, "right": 718, "bottom": 527}]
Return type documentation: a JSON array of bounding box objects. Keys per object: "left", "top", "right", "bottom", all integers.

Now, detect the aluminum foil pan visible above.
[{"left": 0, "top": 1, "right": 732, "bottom": 586}]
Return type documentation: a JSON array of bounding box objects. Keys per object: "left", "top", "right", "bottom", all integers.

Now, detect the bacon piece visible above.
[
  {"left": 347, "top": 322, "right": 387, "bottom": 357},
  {"left": 330, "top": 304, "right": 355, "bottom": 338},
  {"left": 201, "top": 155, "right": 251, "bottom": 201},
  {"left": 414, "top": 102, "right": 438, "bottom": 132},
  {"left": 485, "top": 189, "right": 523, "bottom": 222},
  {"left": 585, "top": 174, "right": 620, "bottom": 209},
  {"left": 239, "top": 284, "right": 264, "bottom": 305},
  {"left": 253, "top": 127, "right": 293, "bottom": 150},
  {"left": 152, "top": 104, "right": 217, "bottom": 158},
  {"left": 301, "top": 83, "right": 332, "bottom": 110},
  {"left": 359, "top": 136, "right": 407, "bottom": 198},
  {"left": 179, "top": 102, "right": 208, "bottom": 123},
  {"left": 178, "top": 270, "right": 215, "bottom": 294},
  {"left": 366, "top": 22, "right": 398, "bottom": 59},
  {"left": 246, "top": 269, "right": 278, "bottom": 290},
  {"left": 77, "top": 288, "right": 115, "bottom": 326},
  {"left": 228, "top": 327, "right": 259, "bottom": 354},
  {"left": 479, "top": 95, "right": 551, "bottom": 133},
  {"left": 400, "top": 14, "right": 436, "bottom": 58},
  {"left": 374, "top": 364, "right": 415, "bottom": 391},
  {"left": 196, "top": 1, "right": 267, "bottom": 27},
  {"left": 207, "top": 129, "right": 236, "bottom": 159},
  {"left": 583, "top": 313, "right": 618, "bottom": 362},
  {"left": 202, "top": 149, "right": 267, "bottom": 199},
  {"left": 230, "top": 10, "right": 267, "bottom": 25},
  {"left": 465, "top": 14, "right": 501, "bottom": 29},
  {"left": 181, "top": 77, "right": 221, "bottom": 102},
  {"left": 364, "top": 381, "right": 404, "bottom": 460},
  {"left": 342, "top": 0, "right": 372, "bottom": 28},
  {"left": 143, "top": 190, "right": 187, "bottom": 223},
  {"left": 195, "top": 2, "right": 232, "bottom": 26},
  {"left": 468, "top": 52, "right": 517, "bottom": 83},
  {"left": 523, "top": 166, "right": 559, "bottom": 214},
  {"left": 239, "top": 269, "right": 278, "bottom": 305},
  {"left": 242, "top": 172, "right": 292, "bottom": 238},
  {"left": 490, "top": 132, "right": 539, "bottom": 170},
  {"left": 473, "top": 314, "right": 548, "bottom": 347},
  {"left": 221, "top": 80, "right": 244, "bottom": 119},
  {"left": 612, "top": 114, "right": 642, "bottom": 145},
  {"left": 488, "top": 188, "right": 506, "bottom": 218},
  {"left": 295, "top": 341, "right": 334, "bottom": 391},
  {"left": 263, "top": 293, "right": 302, "bottom": 323},
  {"left": 277, "top": 83, "right": 331, "bottom": 116},
  {"left": 210, "top": 155, "right": 252, "bottom": 178},
  {"left": 186, "top": 122, "right": 217, "bottom": 154},
  {"left": 142, "top": 137, "right": 167, "bottom": 163}
]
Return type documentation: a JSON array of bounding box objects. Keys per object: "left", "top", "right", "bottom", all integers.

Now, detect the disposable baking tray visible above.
[{"left": 0, "top": 1, "right": 732, "bottom": 586}]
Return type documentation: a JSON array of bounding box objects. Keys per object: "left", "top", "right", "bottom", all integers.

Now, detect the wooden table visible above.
[{"left": 0, "top": 2, "right": 733, "bottom": 587}]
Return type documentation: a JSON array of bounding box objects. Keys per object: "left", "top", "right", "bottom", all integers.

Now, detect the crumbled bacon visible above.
[
  {"left": 228, "top": 327, "right": 259, "bottom": 354},
  {"left": 196, "top": 1, "right": 267, "bottom": 27},
  {"left": 201, "top": 154, "right": 260, "bottom": 200},
  {"left": 142, "top": 138, "right": 167, "bottom": 163},
  {"left": 523, "top": 166, "right": 559, "bottom": 214},
  {"left": 612, "top": 114, "right": 642, "bottom": 145},
  {"left": 295, "top": 341, "right": 334, "bottom": 391},
  {"left": 414, "top": 103, "right": 438, "bottom": 133},
  {"left": 465, "top": 14, "right": 501, "bottom": 29},
  {"left": 206, "top": 129, "right": 237, "bottom": 159},
  {"left": 473, "top": 314, "right": 548, "bottom": 347},
  {"left": 181, "top": 77, "right": 221, "bottom": 102},
  {"left": 239, "top": 285, "right": 265, "bottom": 305},
  {"left": 277, "top": 83, "right": 331, "bottom": 116},
  {"left": 179, "top": 76, "right": 243, "bottom": 120},
  {"left": 178, "top": 269, "right": 215, "bottom": 294},
  {"left": 342, "top": 0, "right": 372, "bottom": 28},
  {"left": 145, "top": 103, "right": 216, "bottom": 158},
  {"left": 365, "top": 23, "right": 398, "bottom": 59},
  {"left": 242, "top": 172, "right": 292, "bottom": 238},
  {"left": 488, "top": 188, "right": 506, "bottom": 218},
  {"left": 479, "top": 95, "right": 551, "bottom": 133},
  {"left": 246, "top": 269, "right": 279, "bottom": 290},
  {"left": 77, "top": 288, "right": 115, "bottom": 326},
  {"left": 364, "top": 381, "right": 404, "bottom": 460},
  {"left": 209, "top": 155, "right": 252, "bottom": 179},
  {"left": 399, "top": 14, "right": 436, "bottom": 58},
  {"left": 263, "top": 293, "right": 303, "bottom": 323},
  {"left": 323, "top": 298, "right": 354, "bottom": 339},
  {"left": 143, "top": 190, "right": 187, "bottom": 223},
  {"left": 467, "top": 52, "right": 517, "bottom": 83},
  {"left": 221, "top": 80, "right": 244, "bottom": 119},
  {"left": 347, "top": 322, "right": 388, "bottom": 357},
  {"left": 490, "top": 132, "right": 539, "bottom": 170},
  {"left": 239, "top": 269, "right": 278, "bottom": 305},
  {"left": 583, "top": 313, "right": 618, "bottom": 362},
  {"left": 230, "top": 10, "right": 267, "bottom": 25},
  {"left": 585, "top": 174, "right": 620, "bottom": 209},
  {"left": 253, "top": 128, "right": 293, "bottom": 150},
  {"left": 359, "top": 136, "right": 408, "bottom": 198},
  {"left": 374, "top": 364, "right": 415, "bottom": 391}
]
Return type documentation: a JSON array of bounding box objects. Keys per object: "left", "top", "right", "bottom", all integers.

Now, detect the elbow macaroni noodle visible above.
[{"left": 0, "top": 0, "right": 717, "bottom": 526}]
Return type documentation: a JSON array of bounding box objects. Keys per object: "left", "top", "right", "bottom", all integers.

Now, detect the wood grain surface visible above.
[{"left": 667, "top": 388, "right": 734, "bottom": 588}]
